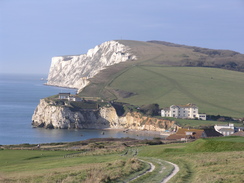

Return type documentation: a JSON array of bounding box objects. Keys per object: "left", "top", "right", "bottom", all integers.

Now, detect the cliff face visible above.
[
  {"left": 46, "top": 41, "right": 137, "bottom": 91},
  {"left": 32, "top": 99, "right": 177, "bottom": 131}
]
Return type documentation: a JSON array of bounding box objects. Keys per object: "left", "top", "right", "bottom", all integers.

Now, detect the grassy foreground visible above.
[
  {"left": 0, "top": 136, "right": 244, "bottom": 183},
  {"left": 137, "top": 136, "right": 244, "bottom": 183}
]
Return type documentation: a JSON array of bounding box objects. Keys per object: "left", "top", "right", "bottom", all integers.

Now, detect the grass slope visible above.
[
  {"left": 185, "top": 136, "right": 244, "bottom": 152},
  {"left": 80, "top": 40, "right": 244, "bottom": 118},
  {"left": 109, "top": 66, "right": 244, "bottom": 118}
]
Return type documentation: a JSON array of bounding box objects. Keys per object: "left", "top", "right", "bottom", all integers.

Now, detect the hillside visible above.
[
  {"left": 120, "top": 40, "right": 244, "bottom": 71},
  {"left": 148, "top": 40, "right": 244, "bottom": 71},
  {"left": 79, "top": 40, "right": 244, "bottom": 118}
]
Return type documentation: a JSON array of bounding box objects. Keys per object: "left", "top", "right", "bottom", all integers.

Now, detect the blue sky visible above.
[{"left": 0, "top": 0, "right": 244, "bottom": 75}]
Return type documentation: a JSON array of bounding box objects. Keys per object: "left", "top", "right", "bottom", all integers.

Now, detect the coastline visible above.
[
  {"left": 44, "top": 83, "right": 78, "bottom": 91},
  {"left": 96, "top": 128, "right": 171, "bottom": 138}
]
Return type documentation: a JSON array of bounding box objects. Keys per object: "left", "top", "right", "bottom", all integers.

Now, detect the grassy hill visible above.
[
  {"left": 79, "top": 40, "right": 244, "bottom": 118},
  {"left": 185, "top": 136, "right": 244, "bottom": 152}
]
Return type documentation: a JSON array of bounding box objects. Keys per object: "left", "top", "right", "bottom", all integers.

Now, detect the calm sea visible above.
[{"left": 0, "top": 74, "right": 159, "bottom": 145}]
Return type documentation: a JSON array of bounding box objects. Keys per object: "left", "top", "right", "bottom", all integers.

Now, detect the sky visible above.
[{"left": 0, "top": 0, "right": 244, "bottom": 75}]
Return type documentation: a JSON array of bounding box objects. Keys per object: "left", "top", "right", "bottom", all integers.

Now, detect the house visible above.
[
  {"left": 58, "top": 93, "right": 82, "bottom": 101},
  {"left": 68, "top": 95, "right": 82, "bottom": 101},
  {"left": 214, "top": 123, "right": 235, "bottom": 136},
  {"left": 166, "top": 128, "right": 204, "bottom": 141},
  {"left": 161, "top": 103, "right": 206, "bottom": 120},
  {"left": 235, "top": 127, "right": 244, "bottom": 132},
  {"left": 58, "top": 93, "right": 70, "bottom": 99}
]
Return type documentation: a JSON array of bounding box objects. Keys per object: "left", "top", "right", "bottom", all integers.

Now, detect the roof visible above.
[
  {"left": 69, "top": 94, "right": 81, "bottom": 98},
  {"left": 177, "top": 128, "right": 203, "bottom": 134},
  {"left": 166, "top": 134, "right": 186, "bottom": 140},
  {"left": 215, "top": 124, "right": 230, "bottom": 127},
  {"left": 171, "top": 103, "right": 198, "bottom": 108},
  {"left": 218, "top": 128, "right": 234, "bottom": 132},
  {"left": 162, "top": 103, "right": 199, "bottom": 111},
  {"left": 203, "top": 129, "right": 223, "bottom": 137},
  {"left": 166, "top": 128, "right": 204, "bottom": 140},
  {"left": 231, "top": 131, "right": 244, "bottom": 137},
  {"left": 59, "top": 93, "right": 70, "bottom": 95},
  {"left": 161, "top": 107, "right": 170, "bottom": 111},
  {"left": 219, "top": 128, "right": 234, "bottom": 132},
  {"left": 215, "top": 123, "right": 234, "bottom": 127}
]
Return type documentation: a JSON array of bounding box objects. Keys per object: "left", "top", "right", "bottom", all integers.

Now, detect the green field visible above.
[
  {"left": 107, "top": 66, "right": 244, "bottom": 118},
  {"left": 165, "top": 118, "right": 243, "bottom": 128},
  {"left": 1, "top": 137, "right": 244, "bottom": 183},
  {"left": 79, "top": 40, "right": 244, "bottom": 119}
]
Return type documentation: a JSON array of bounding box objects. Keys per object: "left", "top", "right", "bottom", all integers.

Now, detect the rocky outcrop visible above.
[
  {"left": 46, "top": 41, "right": 137, "bottom": 91},
  {"left": 32, "top": 99, "right": 177, "bottom": 131}
]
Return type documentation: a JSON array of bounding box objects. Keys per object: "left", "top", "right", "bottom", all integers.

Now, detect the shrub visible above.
[
  {"left": 145, "top": 139, "right": 163, "bottom": 145},
  {"left": 140, "top": 103, "right": 160, "bottom": 116}
]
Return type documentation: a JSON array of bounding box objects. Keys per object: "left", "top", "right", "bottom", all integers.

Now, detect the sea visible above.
[{"left": 0, "top": 74, "right": 160, "bottom": 145}]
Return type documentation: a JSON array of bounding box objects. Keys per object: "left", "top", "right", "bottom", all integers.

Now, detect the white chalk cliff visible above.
[
  {"left": 32, "top": 99, "right": 177, "bottom": 131},
  {"left": 46, "top": 41, "right": 137, "bottom": 91}
]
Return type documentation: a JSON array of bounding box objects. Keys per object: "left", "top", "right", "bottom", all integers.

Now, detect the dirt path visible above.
[
  {"left": 161, "top": 160, "right": 179, "bottom": 183},
  {"left": 127, "top": 159, "right": 155, "bottom": 182}
]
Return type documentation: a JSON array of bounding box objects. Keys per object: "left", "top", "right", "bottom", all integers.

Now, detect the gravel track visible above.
[
  {"left": 161, "top": 160, "right": 179, "bottom": 183},
  {"left": 127, "top": 159, "right": 155, "bottom": 182}
]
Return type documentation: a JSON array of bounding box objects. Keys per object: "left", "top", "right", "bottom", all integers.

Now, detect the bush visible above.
[
  {"left": 145, "top": 139, "right": 163, "bottom": 145},
  {"left": 140, "top": 103, "right": 160, "bottom": 116}
]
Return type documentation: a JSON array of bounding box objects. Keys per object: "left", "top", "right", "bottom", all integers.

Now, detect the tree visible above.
[{"left": 140, "top": 103, "right": 160, "bottom": 116}]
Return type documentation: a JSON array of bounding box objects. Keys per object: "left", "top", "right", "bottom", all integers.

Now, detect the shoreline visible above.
[
  {"left": 82, "top": 127, "right": 173, "bottom": 136},
  {"left": 2, "top": 128, "right": 171, "bottom": 146},
  {"left": 44, "top": 83, "right": 78, "bottom": 91}
]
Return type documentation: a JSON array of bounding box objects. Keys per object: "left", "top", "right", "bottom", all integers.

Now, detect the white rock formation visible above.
[
  {"left": 32, "top": 99, "right": 177, "bottom": 130},
  {"left": 46, "top": 41, "right": 137, "bottom": 91}
]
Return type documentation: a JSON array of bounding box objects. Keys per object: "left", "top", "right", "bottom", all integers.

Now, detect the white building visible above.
[
  {"left": 58, "top": 93, "right": 70, "bottom": 99},
  {"left": 58, "top": 93, "right": 82, "bottom": 101},
  {"left": 68, "top": 95, "right": 82, "bottom": 101},
  {"left": 214, "top": 123, "right": 235, "bottom": 136},
  {"left": 161, "top": 103, "right": 206, "bottom": 120}
]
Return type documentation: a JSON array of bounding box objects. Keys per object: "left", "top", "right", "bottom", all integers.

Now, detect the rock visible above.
[{"left": 32, "top": 99, "right": 177, "bottom": 131}]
